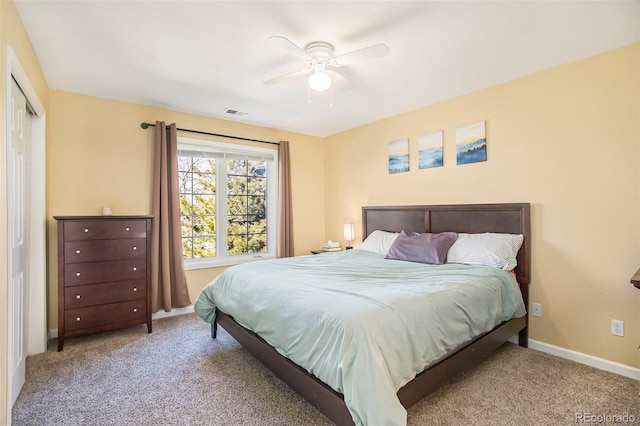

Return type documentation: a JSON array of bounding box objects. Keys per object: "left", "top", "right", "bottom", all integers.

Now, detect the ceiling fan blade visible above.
[
  {"left": 333, "top": 43, "right": 389, "bottom": 66},
  {"left": 263, "top": 68, "right": 311, "bottom": 85},
  {"left": 268, "top": 36, "right": 312, "bottom": 61},
  {"left": 328, "top": 70, "right": 353, "bottom": 91}
]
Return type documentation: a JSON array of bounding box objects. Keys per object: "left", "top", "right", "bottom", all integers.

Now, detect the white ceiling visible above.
[{"left": 14, "top": 1, "right": 640, "bottom": 137}]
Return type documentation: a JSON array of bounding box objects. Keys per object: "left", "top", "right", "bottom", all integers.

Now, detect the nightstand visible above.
[{"left": 311, "top": 249, "right": 342, "bottom": 254}]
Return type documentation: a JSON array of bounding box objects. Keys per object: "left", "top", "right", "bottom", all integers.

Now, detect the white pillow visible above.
[
  {"left": 357, "top": 230, "right": 399, "bottom": 256},
  {"left": 446, "top": 233, "right": 524, "bottom": 271}
]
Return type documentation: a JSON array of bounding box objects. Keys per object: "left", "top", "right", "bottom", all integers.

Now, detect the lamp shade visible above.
[
  {"left": 343, "top": 223, "right": 355, "bottom": 242},
  {"left": 309, "top": 71, "right": 332, "bottom": 92}
]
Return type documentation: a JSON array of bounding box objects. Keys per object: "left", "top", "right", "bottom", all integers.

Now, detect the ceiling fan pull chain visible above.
[{"left": 330, "top": 85, "right": 334, "bottom": 108}]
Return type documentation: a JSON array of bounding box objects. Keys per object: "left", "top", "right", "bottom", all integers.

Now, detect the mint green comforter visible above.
[{"left": 194, "top": 249, "right": 526, "bottom": 425}]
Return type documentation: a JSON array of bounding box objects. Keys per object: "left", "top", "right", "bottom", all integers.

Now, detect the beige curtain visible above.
[
  {"left": 277, "top": 140, "right": 294, "bottom": 258},
  {"left": 151, "top": 121, "right": 191, "bottom": 312}
]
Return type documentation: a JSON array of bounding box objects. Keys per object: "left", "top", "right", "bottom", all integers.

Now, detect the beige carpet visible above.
[{"left": 12, "top": 313, "right": 639, "bottom": 425}]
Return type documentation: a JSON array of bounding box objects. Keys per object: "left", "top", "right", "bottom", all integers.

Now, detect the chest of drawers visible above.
[{"left": 55, "top": 215, "right": 153, "bottom": 351}]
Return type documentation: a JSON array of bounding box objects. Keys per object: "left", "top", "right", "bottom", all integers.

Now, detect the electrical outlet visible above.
[
  {"left": 611, "top": 320, "right": 624, "bottom": 337},
  {"left": 532, "top": 303, "right": 542, "bottom": 318}
]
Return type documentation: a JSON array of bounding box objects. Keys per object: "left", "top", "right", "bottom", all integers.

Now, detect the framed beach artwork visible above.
[
  {"left": 456, "top": 121, "right": 487, "bottom": 165},
  {"left": 388, "top": 138, "right": 409, "bottom": 174},
  {"left": 418, "top": 130, "right": 443, "bottom": 169}
]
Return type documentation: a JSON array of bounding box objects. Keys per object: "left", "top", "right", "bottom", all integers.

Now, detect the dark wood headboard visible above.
[{"left": 362, "top": 203, "right": 531, "bottom": 286}]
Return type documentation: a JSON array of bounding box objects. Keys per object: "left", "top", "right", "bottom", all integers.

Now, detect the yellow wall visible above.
[
  {"left": 0, "top": 1, "right": 49, "bottom": 422},
  {"left": 46, "top": 90, "right": 325, "bottom": 326},
  {"left": 325, "top": 43, "right": 640, "bottom": 369}
]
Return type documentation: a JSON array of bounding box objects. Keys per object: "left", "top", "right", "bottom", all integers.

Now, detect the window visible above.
[{"left": 177, "top": 137, "right": 278, "bottom": 269}]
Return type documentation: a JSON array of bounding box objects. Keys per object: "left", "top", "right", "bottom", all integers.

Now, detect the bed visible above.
[{"left": 195, "top": 203, "right": 530, "bottom": 425}]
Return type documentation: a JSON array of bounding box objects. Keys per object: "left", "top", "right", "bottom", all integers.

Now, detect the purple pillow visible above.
[{"left": 385, "top": 229, "right": 458, "bottom": 265}]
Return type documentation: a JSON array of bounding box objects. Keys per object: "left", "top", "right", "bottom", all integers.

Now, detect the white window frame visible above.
[{"left": 178, "top": 137, "right": 278, "bottom": 270}]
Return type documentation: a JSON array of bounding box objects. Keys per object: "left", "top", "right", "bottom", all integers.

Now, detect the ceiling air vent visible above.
[{"left": 226, "top": 109, "right": 248, "bottom": 116}]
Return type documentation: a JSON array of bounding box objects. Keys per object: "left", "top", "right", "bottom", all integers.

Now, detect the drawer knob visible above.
[
  {"left": 133, "top": 308, "right": 138, "bottom": 313},
  {"left": 84, "top": 228, "right": 89, "bottom": 233},
  {"left": 125, "top": 227, "right": 130, "bottom": 231},
  {"left": 76, "top": 272, "right": 81, "bottom": 277},
  {"left": 133, "top": 246, "right": 137, "bottom": 251},
  {"left": 76, "top": 295, "right": 81, "bottom": 299},
  {"left": 133, "top": 267, "right": 138, "bottom": 271},
  {"left": 75, "top": 250, "right": 81, "bottom": 254},
  {"left": 133, "top": 287, "right": 138, "bottom": 292},
  {"left": 76, "top": 317, "right": 81, "bottom": 322}
]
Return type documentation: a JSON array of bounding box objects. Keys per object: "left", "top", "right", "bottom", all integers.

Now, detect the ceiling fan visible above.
[{"left": 263, "top": 36, "right": 390, "bottom": 92}]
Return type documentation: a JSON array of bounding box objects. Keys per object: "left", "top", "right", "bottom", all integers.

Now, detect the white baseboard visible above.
[
  {"left": 528, "top": 339, "right": 640, "bottom": 380},
  {"left": 508, "top": 335, "right": 640, "bottom": 380},
  {"left": 151, "top": 305, "right": 195, "bottom": 320},
  {"left": 48, "top": 305, "right": 196, "bottom": 340}
]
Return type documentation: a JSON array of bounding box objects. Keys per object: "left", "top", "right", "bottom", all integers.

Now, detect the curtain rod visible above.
[{"left": 140, "top": 122, "right": 279, "bottom": 146}]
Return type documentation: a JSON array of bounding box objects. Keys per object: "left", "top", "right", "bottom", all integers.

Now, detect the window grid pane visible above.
[
  {"left": 179, "top": 155, "right": 217, "bottom": 260},
  {"left": 227, "top": 160, "right": 267, "bottom": 256}
]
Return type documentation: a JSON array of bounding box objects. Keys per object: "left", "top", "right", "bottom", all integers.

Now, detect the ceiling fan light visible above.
[{"left": 308, "top": 71, "right": 332, "bottom": 92}]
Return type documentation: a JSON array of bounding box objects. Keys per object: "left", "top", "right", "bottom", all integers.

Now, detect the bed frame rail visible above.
[
  {"left": 213, "top": 312, "right": 526, "bottom": 426},
  {"left": 214, "top": 310, "right": 354, "bottom": 425}
]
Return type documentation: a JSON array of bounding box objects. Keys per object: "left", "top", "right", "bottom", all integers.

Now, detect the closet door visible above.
[{"left": 8, "top": 78, "right": 31, "bottom": 406}]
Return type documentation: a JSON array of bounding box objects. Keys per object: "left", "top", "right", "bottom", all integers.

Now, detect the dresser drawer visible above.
[
  {"left": 64, "top": 259, "right": 146, "bottom": 286},
  {"left": 65, "top": 279, "right": 146, "bottom": 309},
  {"left": 65, "top": 300, "right": 147, "bottom": 332},
  {"left": 64, "top": 220, "right": 147, "bottom": 241},
  {"left": 64, "top": 238, "right": 146, "bottom": 263}
]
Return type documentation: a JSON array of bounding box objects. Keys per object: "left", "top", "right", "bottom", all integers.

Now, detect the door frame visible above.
[{"left": 5, "top": 44, "right": 47, "bottom": 412}]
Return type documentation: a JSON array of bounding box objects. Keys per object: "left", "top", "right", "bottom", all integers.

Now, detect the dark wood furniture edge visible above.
[
  {"left": 210, "top": 203, "right": 531, "bottom": 425},
  {"left": 145, "top": 218, "right": 153, "bottom": 332},
  {"left": 57, "top": 220, "right": 65, "bottom": 351},
  {"left": 213, "top": 311, "right": 525, "bottom": 425},
  {"left": 396, "top": 316, "right": 525, "bottom": 407},
  {"left": 215, "top": 311, "right": 354, "bottom": 425},
  {"left": 63, "top": 319, "right": 150, "bottom": 338},
  {"left": 631, "top": 267, "right": 640, "bottom": 289}
]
